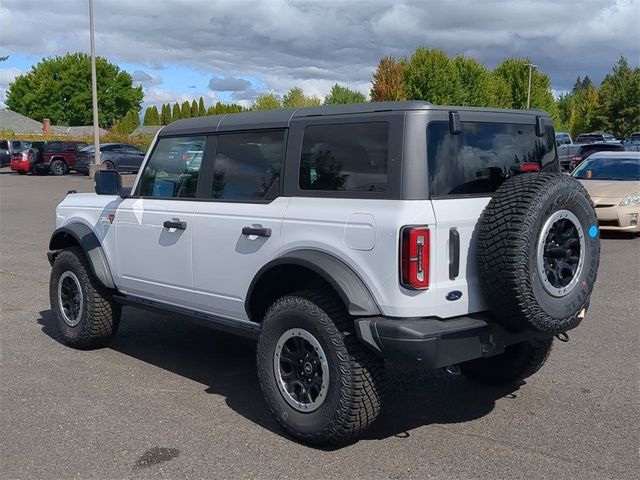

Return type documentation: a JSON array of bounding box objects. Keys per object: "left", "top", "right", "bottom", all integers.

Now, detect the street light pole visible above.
[
  {"left": 526, "top": 63, "right": 538, "bottom": 109},
  {"left": 89, "top": 0, "right": 100, "bottom": 167}
]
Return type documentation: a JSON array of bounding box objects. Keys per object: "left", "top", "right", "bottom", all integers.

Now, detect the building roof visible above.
[
  {"left": 0, "top": 109, "right": 44, "bottom": 134},
  {"left": 51, "top": 125, "right": 108, "bottom": 136},
  {"left": 131, "top": 125, "right": 163, "bottom": 137}
]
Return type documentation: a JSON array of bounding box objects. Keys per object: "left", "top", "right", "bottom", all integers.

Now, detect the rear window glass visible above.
[
  {"left": 299, "top": 123, "right": 388, "bottom": 192},
  {"left": 427, "top": 121, "right": 556, "bottom": 196}
]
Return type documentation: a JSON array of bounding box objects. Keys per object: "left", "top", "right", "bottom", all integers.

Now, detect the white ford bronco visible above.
[{"left": 48, "top": 102, "right": 600, "bottom": 445}]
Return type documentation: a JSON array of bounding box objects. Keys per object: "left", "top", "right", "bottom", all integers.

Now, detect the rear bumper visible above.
[{"left": 355, "top": 314, "right": 550, "bottom": 368}]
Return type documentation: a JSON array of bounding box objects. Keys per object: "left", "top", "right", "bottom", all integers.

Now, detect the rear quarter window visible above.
[
  {"left": 299, "top": 122, "right": 388, "bottom": 192},
  {"left": 427, "top": 121, "right": 557, "bottom": 196}
]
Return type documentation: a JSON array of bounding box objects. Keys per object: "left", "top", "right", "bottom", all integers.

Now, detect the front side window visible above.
[
  {"left": 299, "top": 123, "right": 388, "bottom": 192},
  {"left": 212, "top": 130, "right": 284, "bottom": 200},
  {"left": 136, "top": 136, "right": 206, "bottom": 198},
  {"left": 427, "top": 121, "right": 557, "bottom": 196}
]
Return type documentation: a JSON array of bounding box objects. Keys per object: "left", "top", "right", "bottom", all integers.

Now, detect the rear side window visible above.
[
  {"left": 299, "top": 123, "right": 388, "bottom": 192},
  {"left": 0, "top": 141, "right": 8, "bottom": 149},
  {"left": 136, "top": 136, "right": 206, "bottom": 198},
  {"left": 213, "top": 130, "right": 284, "bottom": 200},
  {"left": 427, "top": 122, "right": 556, "bottom": 196}
]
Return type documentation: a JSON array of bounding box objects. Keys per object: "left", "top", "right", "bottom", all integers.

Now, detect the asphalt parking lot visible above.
[{"left": 1, "top": 169, "right": 638, "bottom": 480}]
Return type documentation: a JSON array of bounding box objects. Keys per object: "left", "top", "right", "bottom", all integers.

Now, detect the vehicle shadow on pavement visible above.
[{"left": 37, "top": 307, "right": 521, "bottom": 447}]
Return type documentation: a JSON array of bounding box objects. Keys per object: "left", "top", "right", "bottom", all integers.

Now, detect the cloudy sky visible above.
[{"left": 1, "top": 0, "right": 638, "bottom": 109}]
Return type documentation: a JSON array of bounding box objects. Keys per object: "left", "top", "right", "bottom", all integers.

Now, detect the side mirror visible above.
[{"left": 94, "top": 169, "right": 122, "bottom": 195}]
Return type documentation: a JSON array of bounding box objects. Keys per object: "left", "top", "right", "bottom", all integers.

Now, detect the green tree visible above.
[
  {"left": 595, "top": 57, "right": 640, "bottom": 137},
  {"left": 160, "top": 103, "right": 172, "bottom": 125},
  {"left": 453, "top": 56, "right": 498, "bottom": 106},
  {"left": 112, "top": 110, "right": 139, "bottom": 135},
  {"left": 403, "top": 48, "right": 463, "bottom": 104},
  {"left": 181, "top": 100, "right": 191, "bottom": 118},
  {"left": 198, "top": 97, "right": 206, "bottom": 116},
  {"left": 143, "top": 106, "right": 160, "bottom": 125},
  {"left": 371, "top": 56, "right": 407, "bottom": 102},
  {"left": 568, "top": 84, "right": 601, "bottom": 137},
  {"left": 191, "top": 99, "right": 199, "bottom": 117},
  {"left": 172, "top": 102, "right": 181, "bottom": 121},
  {"left": 5, "top": 53, "right": 143, "bottom": 128},
  {"left": 493, "top": 58, "right": 559, "bottom": 122},
  {"left": 251, "top": 93, "right": 282, "bottom": 110},
  {"left": 282, "top": 87, "right": 321, "bottom": 108},
  {"left": 323, "top": 84, "right": 366, "bottom": 104}
]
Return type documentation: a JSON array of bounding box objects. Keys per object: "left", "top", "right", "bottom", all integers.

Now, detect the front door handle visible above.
[
  {"left": 242, "top": 226, "right": 271, "bottom": 237},
  {"left": 163, "top": 219, "right": 187, "bottom": 230}
]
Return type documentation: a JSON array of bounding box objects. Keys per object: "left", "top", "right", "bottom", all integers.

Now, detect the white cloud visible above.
[
  {"left": 0, "top": 67, "right": 24, "bottom": 107},
  {"left": 1, "top": 0, "right": 638, "bottom": 100}
]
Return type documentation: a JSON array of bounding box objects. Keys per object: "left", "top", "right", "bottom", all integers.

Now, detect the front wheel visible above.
[
  {"left": 460, "top": 338, "right": 553, "bottom": 385},
  {"left": 257, "top": 291, "right": 384, "bottom": 445},
  {"left": 49, "top": 159, "right": 67, "bottom": 176},
  {"left": 103, "top": 160, "right": 115, "bottom": 170},
  {"left": 49, "top": 247, "right": 120, "bottom": 349}
]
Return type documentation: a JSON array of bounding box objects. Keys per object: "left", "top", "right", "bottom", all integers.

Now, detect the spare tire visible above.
[{"left": 478, "top": 173, "right": 600, "bottom": 334}]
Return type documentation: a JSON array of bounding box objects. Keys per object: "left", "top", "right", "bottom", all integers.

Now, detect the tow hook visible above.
[
  {"left": 444, "top": 365, "right": 461, "bottom": 375},
  {"left": 555, "top": 332, "right": 569, "bottom": 342}
]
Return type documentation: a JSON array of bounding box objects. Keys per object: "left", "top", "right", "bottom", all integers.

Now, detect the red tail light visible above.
[
  {"left": 519, "top": 162, "right": 540, "bottom": 172},
  {"left": 400, "top": 226, "right": 430, "bottom": 290}
]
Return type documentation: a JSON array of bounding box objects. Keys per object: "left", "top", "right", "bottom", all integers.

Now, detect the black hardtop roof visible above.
[{"left": 159, "top": 101, "right": 551, "bottom": 136}]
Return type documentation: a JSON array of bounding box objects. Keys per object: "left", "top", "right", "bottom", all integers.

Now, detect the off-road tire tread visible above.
[
  {"left": 478, "top": 173, "right": 598, "bottom": 333},
  {"left": 259, "top": 290, "right": 384, "bottom": 445},
  {"left": 50, "top": 247, "right": 119, "bottom": 348}
]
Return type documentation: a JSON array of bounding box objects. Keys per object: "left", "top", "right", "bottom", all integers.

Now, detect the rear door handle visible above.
[
  {"left": 242, "top": 226, "right": 271, "bottom": 237},
  {"left": 449, "top": 228, "right": 460, "bottom": 280},
  {"left": 163, "top": 220, "right": 187, "bottom": 230}
]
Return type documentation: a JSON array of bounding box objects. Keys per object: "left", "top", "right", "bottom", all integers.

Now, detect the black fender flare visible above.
[
  {"left": 246, "top": 249, "right": 381, "bottom": 317},
  {"left": 48, "top": 223, "right": 115, "bottom": 289}
]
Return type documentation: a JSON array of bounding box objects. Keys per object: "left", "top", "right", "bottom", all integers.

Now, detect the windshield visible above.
[{"left": 572, "top": 157, "right": 640, "bottom": 180}]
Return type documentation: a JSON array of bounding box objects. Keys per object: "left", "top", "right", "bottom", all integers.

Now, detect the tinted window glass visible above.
[
  {"left": 0, "top": 141, "right": 8, "bottom": 149},
  {"left": 427, "top": 122, "right": 557, "bottom": 196},
  {"left": 136, "top": 136, "right": 206, "bottom": 198},
  {"left": 101, "top": 144, "right": 121, "bottom": 152},
  {"left": 123, "top": 146, "right": 142, "bottom": 154},
  {"left": 213, "top": 130, "right": 284, "bottom": 200},
  {"left": 300, "top": 123, "right": 388, "bottom": 192},
  {"left": 46, "top": 142, "right": 63, "bottom": 152},
  {"left": 572, "top": 157, "right": 640, "bottom": 180}
]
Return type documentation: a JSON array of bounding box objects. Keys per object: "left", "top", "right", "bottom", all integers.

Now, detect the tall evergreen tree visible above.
[
  {"left": 172, "top": 102, "right": 181, "bottom": 121},
  {"left": 181, "top": 101, "right": 191, "bottom": 118},
  {"left": 143, "top": 106, "right": 160, "bottom": 125},
  {"left": 198, "top": 97, "right": 206, "bottom": 116},
  {"left": 595, "top": 56, "right": 640, "bottom": 137},
  {"left": 191, "top": 99, "right": 199, "bottom": 117}
]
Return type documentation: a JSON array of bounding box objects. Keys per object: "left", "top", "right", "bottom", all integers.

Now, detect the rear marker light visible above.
[
  {"left": 519, "top": 162, "right": 541, "bottom": 172},
  {"left": 401, "top": 226, "right": 430, "bottom": 290}
]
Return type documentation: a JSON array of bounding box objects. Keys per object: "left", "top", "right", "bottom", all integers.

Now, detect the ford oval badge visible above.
[{"left": 446, "top": 290, "right": 463, "bottom": 301}]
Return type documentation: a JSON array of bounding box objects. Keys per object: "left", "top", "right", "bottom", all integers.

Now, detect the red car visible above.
[
  {"left": 30, "top": 141, "right": 88, "bottom": 175},
  {"left": 10, "top": 149, "right": 36, "bottom": 174}
]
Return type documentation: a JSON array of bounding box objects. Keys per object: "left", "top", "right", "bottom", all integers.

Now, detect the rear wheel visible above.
[
  {"left": 49, "top": 159, "right": 67, "bottom": 176},
  {"left": 460, "top": 338, "right": 554, "bottom": 385},
  {"left": 103, "top": 160, "right": 115, "bottom": 170},
  {"left": 257, "top": 290, "right": 384, "bottom": 445},
  {"left": 49, "top": 247, "right": 120, "bottom": 348}
]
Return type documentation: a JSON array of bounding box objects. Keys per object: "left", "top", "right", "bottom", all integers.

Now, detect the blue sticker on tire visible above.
[{"left": 588, "top": 225, "right": 598, "bottom": 238}]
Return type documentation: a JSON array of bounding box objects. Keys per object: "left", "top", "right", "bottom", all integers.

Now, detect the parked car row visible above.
[
  {"left": 1, "top": 139, "right": 146, "bottom": 175},
  {"left": 571, "top": 152, "right": 640, "bottom": 234},
  {"left": 556, "top": 131, "right": 640, "bottom": 171}
]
